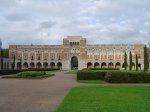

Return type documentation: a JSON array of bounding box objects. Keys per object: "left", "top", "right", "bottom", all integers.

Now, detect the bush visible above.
[
  {"left": 0, "top": 68, "right": 59, "bottom": 76},
  {"left": 2, "top": 71, "right": 54, "bottom": 79},
  {"left": 0, "top": 70, "right": 23, "bottom": 75},
  {"left": 105, "top": 72, "right": 150, "bottom": 83},
  {"left": 91, "top": 68, "right": 119, "bottom": 70},
  {"left": 17, "top": 71, "right": 46, "bottom": 78},
  {"left": 77, "top": 71, "right": 105, "bottom": 80}
]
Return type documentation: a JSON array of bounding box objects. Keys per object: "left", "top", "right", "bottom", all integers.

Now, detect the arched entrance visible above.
[{"left": 71, "top": 56, "right": 78, "bottom": 70}]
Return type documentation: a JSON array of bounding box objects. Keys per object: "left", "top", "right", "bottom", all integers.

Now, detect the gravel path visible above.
[{"left": 0, "top": 71, "right": 150, "bottom": 112}]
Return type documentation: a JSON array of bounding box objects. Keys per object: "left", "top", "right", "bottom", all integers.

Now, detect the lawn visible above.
[
  {"left": 56, "top": 86, "right": 150, "bottom": 112},
  {"left": 77, "top": 80, "right": 106, "bottom": 84},
  {"left": 65, "top": 70, "right": 79, "bottom": 74}
]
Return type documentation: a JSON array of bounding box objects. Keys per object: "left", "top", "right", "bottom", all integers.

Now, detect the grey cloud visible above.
[
  {"left": 0, "top": 0, "right": 150, "bottom": 48},
  {"left": 5, "top": 12, "right": 29, "bottom": 22},
  {"left": 39, "top": 21, "right": 56, "bottom": 29}
]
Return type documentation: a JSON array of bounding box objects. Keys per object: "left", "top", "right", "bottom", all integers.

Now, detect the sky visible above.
[{"left": 0, "top": 0, "right": 150, "bottom": 48}]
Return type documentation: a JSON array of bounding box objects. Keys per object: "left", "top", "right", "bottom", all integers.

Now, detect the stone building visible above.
[{"left": 9, "top": 36, "right": 148, "bottom": 70}]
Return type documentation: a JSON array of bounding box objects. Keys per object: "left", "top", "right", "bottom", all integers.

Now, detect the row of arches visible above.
[
  {"left": 87, "top": 62, "right": 141, "bottom": 69},
  {"left": 17, "top": 62, "right": 62, "bottom": 69}
]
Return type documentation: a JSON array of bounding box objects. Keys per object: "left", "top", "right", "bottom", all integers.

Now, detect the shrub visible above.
[
  {"left": 16, "top": 71, "right": 46, "bottom": 78},
  {"left": 2, "top": 71, "right": 54, "bottom": 79},
  {"left": 104, "top": 72, "right": 150, "bottom": 83},
  {"left": 0, "top": 70, "right": 23, "bottom": 75},
  {"left": 77, "top": 71, "right": 105, "bottom": 80},
  {"left": 0, "top": 68, "right": 59, "bottom": 76},
  {"left": 91, "top": 68, "right": 119, "bottom": 70}
]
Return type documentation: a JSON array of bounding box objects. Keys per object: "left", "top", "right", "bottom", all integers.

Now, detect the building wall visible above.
[{"left": 9, "top": 36, "right": 145, "bottom": 70}]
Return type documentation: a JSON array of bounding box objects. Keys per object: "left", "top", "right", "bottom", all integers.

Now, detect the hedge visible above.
[
  {"left": 105, "top": 72, "right": 150, "bottom": 83},
  {"left": 0, "top": 68, "right": 59, "bottom": 76},
  {"left": 90, "top": 68, "right": 120, "bottom": 70},
  {"left": 77, "top": 71, "right": 105, "bottom": 80},
  {"left": 77, "top": 70, "right": 150, "bottom": 83}
]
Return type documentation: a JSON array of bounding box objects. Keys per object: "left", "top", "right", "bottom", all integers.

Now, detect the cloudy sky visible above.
[{"left": 0, "top": 0, "right": 150, "bottom": 48}]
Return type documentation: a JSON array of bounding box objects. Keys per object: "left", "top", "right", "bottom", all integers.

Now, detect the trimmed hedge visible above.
[
  {"left": 77, "top": 71, "right": 105, "bottom": 80},
  {"left": 91, "top": 68, "right": 120, "bottom": 70},
  {"left": 105, "top": 72, "right": 150, "bottom": 83},
  {"left": 77, "top": 70, "right": 150, "bottom": 83},
  {"left": 0, "top": 68, "right": 59, "bottom": 76}
]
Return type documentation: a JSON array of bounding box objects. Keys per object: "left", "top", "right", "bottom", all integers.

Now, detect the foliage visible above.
[
  {"left": 0, "top": 48, "right": 3, "bottom": 69},
  {"left": 56, "top": 86, "right": 150, "bottom": 112},
  {"left": 124, "top": 52, "right": 128, "bottom": 70},
  {"left": 136, "top": 54, "right": 138, "bottom": 71},
  {"left": 2, "top": 49, "right": 9, "bottom": 58},
  {"left": 77, "top": 71, "right": 105, "bottom": 80},
  {"left": 129, "top": 51, "right": 132, "bottom": 70},
  {"left": 144, "top": 45, "right": 149, "bottom": 71},
  {"left": 2, "top": 71, "right": 54, "bottom": 79},
  {"left": 0, "top": 68, "right": 59, "bottom": 75},
  {"left": 77, "top": 70, "right": 150, "bottom": 83},
  {"left": 105, "top": 71, "right": 150, "bottom": 83},
  {"left": 90, "top": 68, "right": 119, "bottom": 70},
  {"left": 71, "top": 56, "right": 78, "bottom": 67}
]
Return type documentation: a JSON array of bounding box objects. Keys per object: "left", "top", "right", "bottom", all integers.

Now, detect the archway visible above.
[
  {"left": 43, "top": 62, "right": 48, "bottom": 68},
  {"left": 50, "top": 62, "right": 55, "bottom": 68},
  {"left": 71, "top": 56, "right": 78, "bottom": 70},
  {"left": 101, "top": 62, "right": 107, "bottom": 68},
  {"left": 23, "top": 62, "right": 28, "bottom": 69},
  {"left": 94, "top": 62, "right": 99, "bottom": 68},
  {"left": 108, "top": 62, "right": 114, "bottom": 68},
  {"left": 36, "top": 62, "right": 42, "bottom": 68},
  {"left": 17, "top": 62, "right": 21, "bottom": 69},
  {"left": 57, "top": 62, "right": 62, "bottom": 69},
  {"left": 87, "top": 62, "right": 92, "bottom": 68},
  {"left": 115, "top": 62, "right": 121, "bottom": 69},
  {"left": 30, "top": 62, "right": 35, "bottom": 68}
]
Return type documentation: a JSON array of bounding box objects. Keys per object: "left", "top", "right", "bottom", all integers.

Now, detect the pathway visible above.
[{"left": 0, "top": 71, "right": 150, "bottom": 112}]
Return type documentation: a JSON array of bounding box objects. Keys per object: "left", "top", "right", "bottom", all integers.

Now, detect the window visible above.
[
  {"left": 44, "top": 56, "right": 47, "bottom": 60},
  {"left": 38, "top": 56, "right": 40, "bottom": 60},
  {"left": 31, "top": 56, "right": 34, "bottom": 60}
]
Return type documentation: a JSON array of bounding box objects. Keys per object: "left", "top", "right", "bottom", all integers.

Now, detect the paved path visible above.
[
  {"left": 0, "top": 71, "right": 150, "bottom": 112},
  {"left": 0, "top": 71, "right": 79, "bottom": 112}
]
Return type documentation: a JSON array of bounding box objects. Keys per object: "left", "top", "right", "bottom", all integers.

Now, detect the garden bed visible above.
[{"left": 2, "top": 71, "right": 54, "bottom": 79}]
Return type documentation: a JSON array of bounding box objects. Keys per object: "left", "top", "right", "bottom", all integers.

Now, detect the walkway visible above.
[
  {"left": 0, "top": 71, "right": 150, "bottom": 112},
  {"left": 0, "top": 71, "right": 78, "bottom": 112}
]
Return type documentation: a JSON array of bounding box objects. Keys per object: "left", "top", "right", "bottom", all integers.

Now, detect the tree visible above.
[
  {"left": 129, "top": 51, "right": 132, "bottom": 70},
  {"left": 1, "top": 48, "right": 3, "bottom": 70},
  {"left": 3, "top": 49, "right": 9, "bottom": 58},
  {"left": 136, "top": 54, "right": 138, "bottom": 71},
  {"left": 144, "top": 45, "right": 149, "bottom": 71},
  {"left": 124, "top": 52, "right": 128, "bottom": 70},
  {"left": 12, "top": 55, "right": 15, "bottom": 70}
]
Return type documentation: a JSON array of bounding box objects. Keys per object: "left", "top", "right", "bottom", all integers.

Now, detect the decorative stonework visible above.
[{"left": 9, "top": 36, "right": 147, "bottom": 70}]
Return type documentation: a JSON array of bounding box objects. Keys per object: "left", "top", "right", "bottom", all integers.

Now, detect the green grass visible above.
[
  {"left": 65, "top": 70, "right": 79, "bottom": 74},
  {"left": 77, "top": 80, "right": 106, "bottom": 84},
  {"left": 2, "top": 71, "right": 54, "bottom": 79},
  {"left": 56, "top": 86, "right": 150, "bottom": 112}
]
